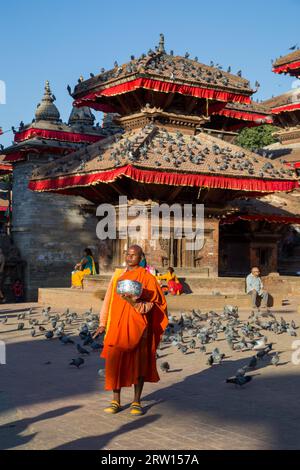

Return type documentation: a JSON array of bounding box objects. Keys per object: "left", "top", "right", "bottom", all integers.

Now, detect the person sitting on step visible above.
[
  {"left": 156, "top": 267, "right": 183, "bottom": 296},
  {"left": 71, "top": 248, "right": 96, "bottom": 289},
  {"left": 246, "top": 266, "right": 269, "bottom": 311}
]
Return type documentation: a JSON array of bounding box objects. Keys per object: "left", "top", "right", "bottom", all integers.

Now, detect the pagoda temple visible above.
[
  {"left": 28, "top": 35, "right": 299, "bottom": 282},
  {"left": 0, "top": 81, "right": 113, "bottom": 299}
]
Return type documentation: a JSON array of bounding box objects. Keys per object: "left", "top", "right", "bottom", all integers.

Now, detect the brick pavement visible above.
[{"left": 0, "top": 301, "right": 300, "bottom": 450}]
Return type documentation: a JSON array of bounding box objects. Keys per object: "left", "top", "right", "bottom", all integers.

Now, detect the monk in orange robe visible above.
[{"left": 93, "top": 245, "right": 168, "bottom": 416}]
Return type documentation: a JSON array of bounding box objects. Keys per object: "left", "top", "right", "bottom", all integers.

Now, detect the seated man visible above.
[{"left": 246, "top": 267, "right": 269, "bottom": 310}]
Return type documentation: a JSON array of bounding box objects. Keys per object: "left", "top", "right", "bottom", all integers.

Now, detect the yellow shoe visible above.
[
  {"left": 130, "top": 402, "right": 143, "bottom": 416},
  {"left": 104, "top": 400, "right": 121, "bottom": 414}
]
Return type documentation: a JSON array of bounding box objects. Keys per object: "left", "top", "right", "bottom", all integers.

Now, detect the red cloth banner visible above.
[
  {"left": 74, "top": 77, "right": 251, "bottom": 111},
  {"left": 272, "top": 102, "right": 300, "bottom": 114},
  {"left": 221, "top": 213, "right": 300, "bottom": 225},
  {"left": 273, "top": 61, "right": 300, "bottom": 75},
  {"left": 28, "top": 164, "right": 299, "bottom": 193},
  {"left": 216, "top": 108, "right": 273, "bottom": 124},
  {"left": 3, "top": 152, "right": 25, "bottom": 163},
  {"left": 0, "top": 163, "right": 12, "bottom": 172},
  {"left": 14, "top": 128, "right": 104, "bottom": 144}
]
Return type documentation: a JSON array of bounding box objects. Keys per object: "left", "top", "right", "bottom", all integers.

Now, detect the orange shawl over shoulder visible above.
[{"left": 100, "top": 266, "right": 168, "bottom": 390}]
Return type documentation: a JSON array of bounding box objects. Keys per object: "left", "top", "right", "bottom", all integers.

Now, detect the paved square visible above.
[{"left": 0, "top": 301, "right": 300, "bottom": 450}]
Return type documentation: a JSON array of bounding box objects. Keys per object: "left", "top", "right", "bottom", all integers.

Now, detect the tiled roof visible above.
[
  {"left": 31, "top": 124, "right": 296, "bottom": 183},
  {"left": 73, "top": 52, "right": 253, "bottom": 100},
  {"left": 263, "top": 89, "right": 300, "bottom": 110},
  {"left": 273, "top": 49, "right": 300, "bottom": 68}
]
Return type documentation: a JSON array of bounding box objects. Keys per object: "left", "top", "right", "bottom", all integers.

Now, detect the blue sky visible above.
[{"left": 0, "top": 0, "right": 299, "bottom": 147}]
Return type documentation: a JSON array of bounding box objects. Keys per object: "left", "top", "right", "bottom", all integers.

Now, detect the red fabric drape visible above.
[
  {"left": 14, "top": 128, "right": 104, "bottom": 144},
  {"left": 74, "top": 77, "right": 251, "bottom": 111},
  {"left": 0, "top": 163, "right": 12, "bottom": 172},
  {"left": 28, "top": 164, "right": 299, "bottom": 193},
  {"left": 221, "top": 214, "right": 300, "bottom": 225},
  {"left": 216, "top": 108, "right": 273, "bottom": 123},
  {"left": 272, "top": 103, "right": 300, "bottom": 114},
  {"left": 3, "top": 152, "right": 25, "bottom": 163},
  {"left": 273, "top": 61, "right": 300, "bottom": 75}
]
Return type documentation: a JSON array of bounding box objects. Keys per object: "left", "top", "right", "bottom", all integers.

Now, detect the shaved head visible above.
[
  {"left": 126, "top": 244, "right": 143, "bottom": 269},
  {"left": 128, "top": 244, "right": 143, "bottom": 256}
]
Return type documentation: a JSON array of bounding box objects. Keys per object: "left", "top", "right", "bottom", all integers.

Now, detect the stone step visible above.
[
  {"left": 38, "top": 287, "right": 294, "bottom": 313},
  {"left": 84, "top": 274, "right": 300, "bottom": 296}
]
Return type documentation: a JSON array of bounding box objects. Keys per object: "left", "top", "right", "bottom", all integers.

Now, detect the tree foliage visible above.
[{"left": 235, "top": 125, "right": 279, "bottom": 151}]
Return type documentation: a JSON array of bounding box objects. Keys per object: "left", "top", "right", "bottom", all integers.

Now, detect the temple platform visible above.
[{"left": 38, "top": 274, "right": 300, "bottom": 312}]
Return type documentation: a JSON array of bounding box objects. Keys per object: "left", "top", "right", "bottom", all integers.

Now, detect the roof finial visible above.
[
  {"left": 158, "top": 33, "right": 166, "bottom": 54},
  {"left": 34, "top": 80, "right": 60, "bottom": 122}
]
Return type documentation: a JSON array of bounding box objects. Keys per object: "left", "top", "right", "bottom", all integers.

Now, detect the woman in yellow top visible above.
[
  {"left": 71, "top": 248, "right": 96, "bottom": 289},
  {"left": 156, "top": 267, "right": 183, "bottom": 295}
]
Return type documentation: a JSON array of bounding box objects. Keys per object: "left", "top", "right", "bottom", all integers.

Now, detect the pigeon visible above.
[
  {"left": 18, "top": 313, "right": 26, "bottom": 320},
  {"left": 291, "top": 320, "right": 297, "bottom": 330},
  {"left": 69, "top": 358, "right": 84, "bottom": 369},
  {"left": 247, "top": 356, "right": 257, "bottom": 370},
  {"left": 77, "top": 344, "right": 90, "bottom": 355},
  {"left": 199, "top": 345, "right": 206, "bottom": 353},
  {"left": 90, "top": 341, "right": 103, "bottom": 351},
  {"left": 188, "top": 339, "right": 196, "bottom": 349},
  {"left": 39, "top": 325, "right": 46, "bottom": 332},
  {"left": 256, "top": 345, "right": 272, "bottom": 360},
  {"left": 0, "top": 316, "right": 7, "bottom": 324},
  {"left": 207, "top": 355, "right": 214, "bottom": 366},
  {"left": 212, "top": 348, "right": 225, "bottom": 364},
  {"left": 59, "top": 335, "right": 74, "bottom": 345},
  {"left": 287, "top": 328, "right": 297, "bottom": 337},
  {"left": 17, "top": 323, "right": 25, "bottom": 331},
  {"left": 236, "top": 367, "right": 247, "bottom": 377},
  {"left": 253, "top": 338, "right": 267, "bottom": 351},
  {"left": 271, "top": 352, "right": 280, "bottom": 366},
  {"left": 160, "top": 362, "right": 170, "bottom": 373},
  {"left": 45, "top": 331, "right": 54, "bottom": 339},
  {"left": 31, "top": 328, "right": 36, "bottom": 337},
  {"left": 226, "top": 375, "right": 252, "bottom": 387}
]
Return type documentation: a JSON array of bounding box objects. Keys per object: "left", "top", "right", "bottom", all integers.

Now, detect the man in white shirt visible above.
[{"left": 246, "top": 266, "right": 269, "bottom": 310}]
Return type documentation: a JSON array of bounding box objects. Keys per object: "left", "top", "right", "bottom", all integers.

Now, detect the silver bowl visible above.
[{"left": 117, "top": 280, "right": 142, "bottom": 297}]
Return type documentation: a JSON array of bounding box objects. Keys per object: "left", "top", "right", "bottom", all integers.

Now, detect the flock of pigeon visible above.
[
  {"left": 157, "top": 305, "right": 297, "bottom": 387},
  {"left": 0, "top": 306, "right": 104, "bottom": 370},
  {"left": 0, "top": 304, "right": 297, "bottom": 388}
]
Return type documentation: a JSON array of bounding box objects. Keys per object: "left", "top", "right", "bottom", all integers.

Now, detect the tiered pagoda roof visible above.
[
  {"left": 72, "top": 34, "right": 253, "bottom": 118},
  {"left": 264, "top": 88, "right": 300, "bottom": 116},
  {"left": 208, "top": 100, "right": 273, "bottom": 132},
  {"left": 29, "top": 123, "right": 298, "bottom": 202},
  {"left": 28, "top": 36, "right": 299, "bottom": 204},
  {"left": 1, "top": 81, "right": 105, "bottom": 164},
  {"left": 273, "top": 49, "right": 300, "bottom": 77}
]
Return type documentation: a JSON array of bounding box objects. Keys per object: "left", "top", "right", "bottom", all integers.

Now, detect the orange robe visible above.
[{"left": 100, "top": 266, "right": 168, "bottom": 391}]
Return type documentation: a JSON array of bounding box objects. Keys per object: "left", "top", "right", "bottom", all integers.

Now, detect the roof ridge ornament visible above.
[
  {"left": 35, "top": 80, "right": 61, "bottom": 123},
  {"left": 158, "top": 33, "right": 166, "bottom": 54}
]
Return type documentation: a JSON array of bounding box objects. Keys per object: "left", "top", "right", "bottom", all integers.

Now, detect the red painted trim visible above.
[
  {"left": 221, "top": 213, "right": 300, "bottom": 225},
  {"left": 272, "top": 102, "right": 300, "bottom": 114},
  {"left": 28, "top": 164, "right": 299, "bottom": 193},
  {"left": 217, "top": 108, "right": 273, "bottom": 123},
  {"left": 3, "top": 152, "right": 25, "bottom": 163},
  {"left": 74, "top": 77, "right": 251, "bottom": 110},
  {"left": 273, "top": 61, "right": 300, "bottom": 75},
  {"left": 14, "top": 128, "right": 104, "bottom": 144}
]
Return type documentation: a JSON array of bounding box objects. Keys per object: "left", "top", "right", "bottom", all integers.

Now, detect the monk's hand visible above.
[
  {"left": 121, "top": 294, "right": 139, "bottom": 306},
  {"left": 92, "top": 325, "right": 105, "bottom": 338}
]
